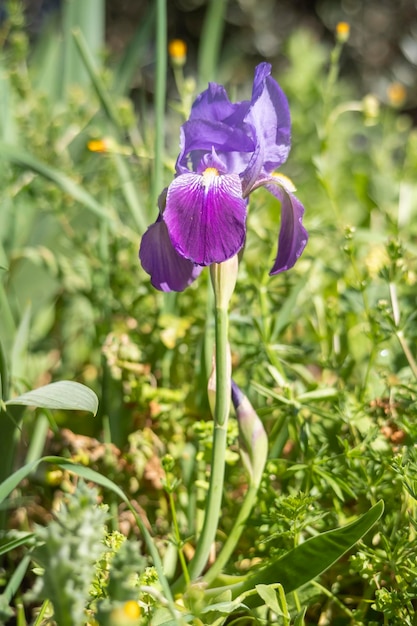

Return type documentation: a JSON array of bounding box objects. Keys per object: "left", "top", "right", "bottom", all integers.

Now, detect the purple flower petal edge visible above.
[
  {"left": 139, "top": 217, "right": 202, "bottom": 292},
  {"left": 264, "top": 179, "right": 308, "bottom": 274}
]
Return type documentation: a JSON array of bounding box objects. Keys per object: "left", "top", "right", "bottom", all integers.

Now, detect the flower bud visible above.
[
  {"left": 336, "top": 21, "right": 350, "bottom": 43},
  {"left": 231, "top": 381, "right": 268, "bottom": 486},
  {"left": 387, "top": 82, "right": 407, "bottom": 108},
  {"left": 210, "top": 256, "right": 239, "bottom": 310},
  {"left": 168, "top": 39, "right": 187, "bottom": 68}
]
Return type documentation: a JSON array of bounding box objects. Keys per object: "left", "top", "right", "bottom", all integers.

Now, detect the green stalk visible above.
[
  {"left": 198, "top": 0, "right": 227, "bottom": 87},
  {"left": 184, "top": 260, "right": 236, "bottom": 583},
  {"left": 168, "top": 489, "right": 191, "bottom": 586},
  {"left": 203, "top": 482, "right": 258, "bottom": 585},
  {"left": 187, "top": 304, "right": 229, "bottom": 581},
  {"left": 153, "top": 0, "right": 167, "bottom": 208}
]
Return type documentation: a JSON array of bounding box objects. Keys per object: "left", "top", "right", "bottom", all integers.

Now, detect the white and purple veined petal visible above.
[{"left": 163, "top": 170, "right": 247, "bottom": 266}]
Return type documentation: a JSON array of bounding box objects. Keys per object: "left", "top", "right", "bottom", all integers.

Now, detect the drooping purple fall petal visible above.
[
  {"left": 163, "top": 171, "right": 247, "bottom": 266},
  {"left": 139, "top": 217, "right": 202, "bottom": 292},
  {"left": 263, "top": 178, "right": 308, "bottom": 274}
]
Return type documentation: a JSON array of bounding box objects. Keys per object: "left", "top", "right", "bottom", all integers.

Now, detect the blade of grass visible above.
[
  {"left": 1, "top": 553, "right": 31, "bottom": 605},
  {"left": 198, "top": 0, "right": 227, "bottom": 87},
  {"left": 72, "top": 29, "right": 148, "bottom": 232},
  {"left": 62, "top": 0, "right": 105, "bottom": 91},
  {"left": 0, "top": 142, "right": 131, "bottom": 234},
  {"left": 112, "top": 4, "right": 156, "bottom": 96},
  {"left": 0, "top": 534, "right": 35, "bottom": 557},
  {"left": 72, "top": 28, "right": 120, "bottom": 129},
  {"left": 153, "top": 0, "right": 167, "bottom": 208}
]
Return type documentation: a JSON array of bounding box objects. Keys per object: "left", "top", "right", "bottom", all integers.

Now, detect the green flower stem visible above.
[
  {"left": 185, "top": 260, "right": 237, "bottom": 583},
  {"left": 187, "top": 304, "right": 230, "bottom": 582},
  {"left": 203, "top": 482, "right": 259, "bottom": 585}
]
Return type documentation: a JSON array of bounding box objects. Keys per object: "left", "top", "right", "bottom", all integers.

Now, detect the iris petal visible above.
[
  {"left": 189, "top": 82, "right": 238, "bottom": 122},
  {"left": 242, "top": 63, "right": 291, "bottom": 192},
  {"left": 164, "top": 172, "right": 247, "bottom": 266},
  {"left": 176, "top": 119, "right": 255, "bottom": 174},
  {"left": 139, "top": 217, "right": 202, "bottom": 292},
  {"left": 262, "top": 178, "right": 308, "bottom": 274}
]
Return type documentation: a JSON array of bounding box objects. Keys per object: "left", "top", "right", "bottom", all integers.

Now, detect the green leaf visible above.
[
  {"left": 5, "top": 381, "right": 98, "bottom": 415},
  {"left": 294, "top": 607, "right": 307, "bottom": 626},
  {"left": 218, "top": 501, "right": 384, "bottom": 606},
  {"left": 255, "top": 584, "right": 285, "bottom": 617}
]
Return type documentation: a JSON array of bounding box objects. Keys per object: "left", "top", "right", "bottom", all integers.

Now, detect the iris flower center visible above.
[{"left": 202, "top": 167, "right": 220, "bottom": 186}]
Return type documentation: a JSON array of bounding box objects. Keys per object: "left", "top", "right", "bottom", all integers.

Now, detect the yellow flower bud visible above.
[
  {"left": 123, "top": 601, "right": 141, "bottom": 619},
  {"left": 387, "top": 82, "right": 407, "bottom": 108},
  {"left": 336, "top": 21, "right": 350, "bottom": 43},
  {"left": 87, "top": 139, "right": 109, "bottom": 153},
  {"left": 168, "top": 39, "right": 187, "bottom": 67}
]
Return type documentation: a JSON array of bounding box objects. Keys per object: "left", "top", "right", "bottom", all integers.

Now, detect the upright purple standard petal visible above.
[
  {"left": 263, "top": 178, "right": 308, "bottom": 274},
  {"left": 164, "top": 170, "right": 247, "bottom": 266},
  {"left": 176, "top": 119, "right": 255, "bottom": 174},
  {"left": 139, "top": 217, "right": 202, "bottom": 292},
  {"left": 242, "top": 63, "right": 292, "bottom": 192},
  {"left": 189, "top": 82, "right": 238, "bottom": 122}
]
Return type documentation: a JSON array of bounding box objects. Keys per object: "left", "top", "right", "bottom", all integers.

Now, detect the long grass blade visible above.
[{"left": 0, "top": 142, "right": 120, "bottom": 228}]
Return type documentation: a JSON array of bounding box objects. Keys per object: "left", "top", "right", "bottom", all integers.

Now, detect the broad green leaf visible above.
[
  {"left": 6, "top": 381, "right": 98, "bottom": 416},
  {"left": 214, "top": 501, "right": 384, "bottom": 605}
]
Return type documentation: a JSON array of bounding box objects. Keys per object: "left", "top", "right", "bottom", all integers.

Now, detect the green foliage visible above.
[{"left": 30, "top": 481, "right": 108, "bottom": 626}]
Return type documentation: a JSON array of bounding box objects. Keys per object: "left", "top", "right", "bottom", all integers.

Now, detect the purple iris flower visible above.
[{"left": 139, "top": 62, "right": 308, "bottom": 292}]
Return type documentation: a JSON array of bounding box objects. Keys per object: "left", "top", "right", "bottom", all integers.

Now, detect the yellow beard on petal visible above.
[{"left": 203, "top": 167, "right": 220, "bottom": 186}]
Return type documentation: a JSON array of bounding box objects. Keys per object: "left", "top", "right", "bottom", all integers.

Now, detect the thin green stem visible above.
[
  {"left": 389, "top": 281, "right": 417, "bottom": 381},
  {"left": 187, "top": 305, "right": 229, "bottom": 581},
  {"left": 153, "top": 0, "right": 167, "bottom": 207},
  {"left": 203, "top": 482, "right": 258, "bottom": 585},
  {"left": 198, "top": 0, "right": 227, "bottom": 87},
  {"left": 168, "top": 490, "right": 191, "bottom": 586}
]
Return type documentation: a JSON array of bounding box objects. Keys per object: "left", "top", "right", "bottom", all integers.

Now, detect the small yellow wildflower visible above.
[
  {"left": 108, "top": 601, "right": 141, "bottom": 624},
  {"left": 336, "top": 21, "right": 350, "bottom": 43},
  {"left": 87, "top": 137, "right": 132, "bottom": 156},
  {"left": 168, "top": 39, "right": 187, "bottom": 67},
  {"left": 123, "top": 601, "right": 141, "bottom": 619},
  {"left": 87, "top": 139, "right": 109, "bottom": 153},
  {"left": 387, "top": 82, "right": 407, "bottom": 108}
]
